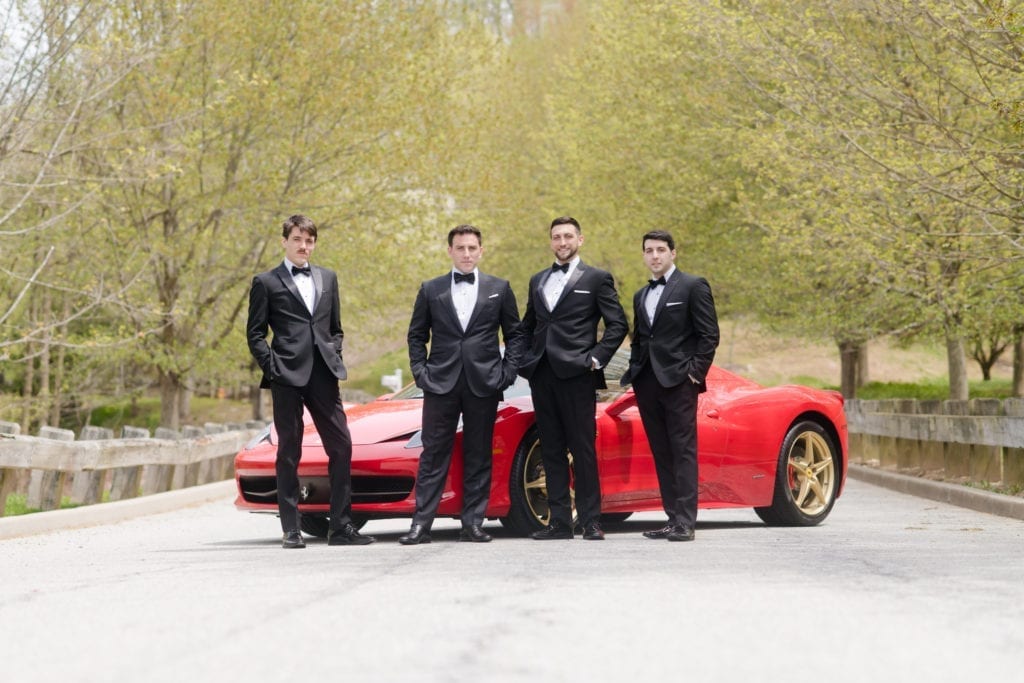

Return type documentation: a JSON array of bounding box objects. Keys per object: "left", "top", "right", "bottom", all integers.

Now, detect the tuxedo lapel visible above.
[
  {"left": 438, "top": 284, "right": 463, "bottom": 331},
  {"left": 551, "top": 262, "right": 585, "bottom": 310},
  {"left": 275, "top": 263, "right": 309, "bottom": 314},
  {"left": 464, "top": 275, "right": 493, "bottom": 332},
  {"left": 311, "top": 266, "right": 324, "bottom": 312},
  {"left": 651, "top": 269, "right": 681, "bottom": 326}
]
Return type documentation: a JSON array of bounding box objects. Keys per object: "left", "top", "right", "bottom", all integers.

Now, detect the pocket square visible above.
[
  {"left": 666, "top": 301, "right": 683, "bottom": 307},
  {"left": 488, "top": 293, "right": 499, "bottom": 299},
  {"left": 573, "top": 289, "right": 591, "bottom": 294}
]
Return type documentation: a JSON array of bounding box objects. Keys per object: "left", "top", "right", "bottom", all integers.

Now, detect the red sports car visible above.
[{"left": 234, "top": 349, "right": 848, "bottom": 536}]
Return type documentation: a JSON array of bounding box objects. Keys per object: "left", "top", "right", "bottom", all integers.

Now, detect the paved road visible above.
[{"left": 1, "top": 479, "right": 1021, "bottom": 683}]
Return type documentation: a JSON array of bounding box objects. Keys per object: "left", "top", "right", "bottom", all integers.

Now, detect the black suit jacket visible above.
[
  {"left": 246, "top": 263, "right": 347, "bottom": 388},
  {"left": 518, "top": 260, "right": 628, "bottom": 388},
  {"left": 408, "top": 272, "right": 523, "bottom": 397},
  {"left": 621, "top": 269, "right": 719, "bottom": 391}
]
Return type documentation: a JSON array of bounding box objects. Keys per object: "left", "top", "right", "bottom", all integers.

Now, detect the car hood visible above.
[{"left": 346, "top": 400, "right": 424, "bottom": 446}]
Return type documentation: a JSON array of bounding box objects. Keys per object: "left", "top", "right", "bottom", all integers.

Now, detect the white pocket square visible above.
[
  {"left": 488, "top": 293, "right": 499, "bottom": 299},
  {"left": 666, "top": 301, "right": 683, "bottom": 307},
  {"left": 573, "top": 289, "right": 591, "bottom": 294}
]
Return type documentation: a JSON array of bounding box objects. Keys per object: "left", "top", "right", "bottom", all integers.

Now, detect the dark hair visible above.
[
  {"left": 448, "top": 224, "right": 482, "bottom": 246},
  {"left": 642, "top": 230, "right": 675, "bottom": 251},
  {"left": 281, "top": 214, "right": 317, "bottom": 240},
  {"left": 549, "top": 216, "right": 581, "bottom": 234}
]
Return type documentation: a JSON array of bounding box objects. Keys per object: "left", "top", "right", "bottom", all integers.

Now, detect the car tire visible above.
[
  {"left": 754, "top": 420, "right": 839, "bottom": 526},
  {"left": 299, "top": 514, "right": 368, "bottom": 538},
  {"left": 500, "top": 426, "right": 578, "bottom": 536}
]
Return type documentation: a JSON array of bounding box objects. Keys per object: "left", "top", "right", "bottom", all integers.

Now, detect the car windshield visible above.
[{"left": 388, "top": 348, "right": 632, "bottom": 403}]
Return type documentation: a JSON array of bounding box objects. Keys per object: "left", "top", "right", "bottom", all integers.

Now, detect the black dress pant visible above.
[
  {"left": 632, "top": 363, "right": 700, "bottom": 529},
  {"left": 528, "top": 356, "right": 602, "bottom": 527},
  {"left": 413, "top": 371, "right": 499, "bottom": 528},
  {"left": 270, "top": 351, "right": 353, "bottom": 533}
]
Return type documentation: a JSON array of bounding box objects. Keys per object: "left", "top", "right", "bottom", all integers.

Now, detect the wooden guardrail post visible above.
[
  {"left": 968, "top": 399, "right": 1003, "bottom": 484},
  {"left": 108, "top": 426, "right": 148, "bottom": 501},
  {"left": 0, "top": 420, "right": 21, "bottom": 516},
  {"left": 72, "top": 426, "right": 114, "bottom": 504},
  {"left": 31, "top": 426, "right": 76, "bottom": 511},
  {"left": 941, "top": 400, "right": 970, "bottom": 480},
  {"left": 1005, "top": 399, "right": 1024, "bottom": 488}
]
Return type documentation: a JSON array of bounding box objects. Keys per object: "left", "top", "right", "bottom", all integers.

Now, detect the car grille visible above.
[{"left": 238, "top": 475, "right": 414, "bottom": 505}]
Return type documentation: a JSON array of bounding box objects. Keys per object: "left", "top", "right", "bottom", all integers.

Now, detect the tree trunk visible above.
[
  {"left": 856, "top": 342, "right": 869, "bottom": 387},
  {"left": 839, "top": 340, "right": 858, "bottom": 399},
  {"left": 159, "top": 370, "right": 182, "bottom": 429},
  {"left": 946, "top": 334, "right": 969, "bottom": 400},
  {"left": 1013, "top": 328, "right": 1024, "bottom": 398},
  {"left": 250, "top": 384, "right": 265, "bottom": 420}
]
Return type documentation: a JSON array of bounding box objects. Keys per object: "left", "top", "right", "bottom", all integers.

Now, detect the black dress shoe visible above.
[
  {"left": 531, "top": 524, "right": 574, "bottom": 540},
  {"left": 459, "top": 524, "right": 492, "bottom": 543},
  {"left": 642, "top": 524, "right": 676, "bottom": 539},
  {"left": 282, "top": 530, "right": 305, "bottom": 549},
  {"left": 582, "top": 522, "right": 604, "bottom": 540},
  {"left": 666, "top": 526, "right": 695, "bottom": 542},
  {"left": 328, "top": 523, "right": 376, "bottom": 546},
  {"left": 398, "top": 523, "right": 432, "bottom": 545}
]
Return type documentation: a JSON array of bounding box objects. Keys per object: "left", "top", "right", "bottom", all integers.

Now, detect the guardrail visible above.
[
  {"left": 0, "top": 420, "right": 266, "bottom": 516},
  {"left": 845, "top": 398, "right": 1024, "bottom": 488}
]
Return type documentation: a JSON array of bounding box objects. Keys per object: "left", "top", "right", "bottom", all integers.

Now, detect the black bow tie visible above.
[
  {"left": 551, "top": 262, "right": 569, "bottom": 274},
  {"left": 453, "top": 271, "right": 475, "bottom": 285},
  {"left": 648, "top": 276, "right": 666, "bottom": 288},
  {"left": 291, "top": 265, "right": 311, "bottom": 277}
]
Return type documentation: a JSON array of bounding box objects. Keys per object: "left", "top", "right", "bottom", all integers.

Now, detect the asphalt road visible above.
[{"left": 2, "top": 478, "right": 1022, "bottom": 683}]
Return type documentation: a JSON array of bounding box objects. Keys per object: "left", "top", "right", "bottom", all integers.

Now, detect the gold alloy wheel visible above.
[
  {"left": 785, "top": 429, "right": 836, "bottom": 516},
  {"left": 521, "top": 438, "right": 576, "bottom": 526}
]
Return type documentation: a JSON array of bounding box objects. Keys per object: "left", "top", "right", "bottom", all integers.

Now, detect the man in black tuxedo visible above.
[
  {"left": 518, "top": 216, "right": 628, "bottom": 540},
  {"left": 246, "top": 214, "right": 374, "bottom": 548},
  {"left": 621, "top": 230, "right": 719, "bottom": 542},
  {"left": 399, "top": 225, "right": 524, "bottom": 545}
]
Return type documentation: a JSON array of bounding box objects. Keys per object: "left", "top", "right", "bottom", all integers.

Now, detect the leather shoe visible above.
[
  {"left": 531, "top": 523, "right": 574, "bottom": 540},
  {"left": 642, "top": 524, "right": 676, "bottom": 539},
  {"left": 667, "top": 526, "right": 695, "bottom": 542},
  {"left": 582, "top": 522, "right": 604, "bottom": 540},
  {"left": 328, "top": 523, "right": 375, "bottom": 545},
  {"left": 398, "top": 524, "right": 432, "bottom": 545},
  {"left": 282, "top": 530, "right": 305, "bottom": 549},
  {"left": 459, "top": 524, "right": 492, "bottom": 543}
]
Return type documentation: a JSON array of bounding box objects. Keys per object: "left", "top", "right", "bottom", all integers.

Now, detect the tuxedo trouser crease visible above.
[
  {"left": 528, "top": 356, "right": 602, "bottom": 527},
  {"left": 413, "top": 371, "right": 499, "bottom": 528},
  {"left": 633, "top": 363, "right": 699, "bottom": 528},
  {"left": 271, "top": 352, "right": 353, "bottom": 533}
]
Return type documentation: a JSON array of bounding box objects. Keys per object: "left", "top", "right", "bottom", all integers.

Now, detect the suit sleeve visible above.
[
  {"left": 407, "top": 283, "right": 431, "bottom": 380},
  {"left": 246, "top": 275, "right": 273, "bottom": 377},
  {"left": 591, "top": 270, "right": 629, "bottom": 366},
  {"left": 498, "top": 283, "right": 524, "bottom": 383},
  {"left": 328, "top": 273, "right": 344, "bottom": 360},
  {"left": 689, "top": 278, "right": 720, "bottom": 382}
]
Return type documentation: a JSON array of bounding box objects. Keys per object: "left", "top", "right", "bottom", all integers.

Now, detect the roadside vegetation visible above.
[{"left": 2, "top": 1, "right": 1021, "bottom": 437}]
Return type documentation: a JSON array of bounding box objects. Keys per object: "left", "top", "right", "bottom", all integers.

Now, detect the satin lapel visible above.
[
  {"left": 652, "top": 270, "right": 681, "bottom": 326},
  {"left": 536, "top": 272, "right": 552, "bottom": 313},
  {"left": 438, "top": 285, "right": 461, "bottom": 331},
  {"left": 311, "top": 266, "right": 324, "bottom": 313},
  {"left": 275, "top": 264, "right": 309, "bottom": 315},
  {"left": 464, "top": 275, "right": 490, "bottom": 332}
]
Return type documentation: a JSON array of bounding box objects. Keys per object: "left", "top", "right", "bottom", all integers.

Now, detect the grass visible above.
[
  {"left": 856, "top": 378, "right": 1013, "bottom": 400},
  {"left": 3, "top": 494, "right": 83, "bottom": 517}
]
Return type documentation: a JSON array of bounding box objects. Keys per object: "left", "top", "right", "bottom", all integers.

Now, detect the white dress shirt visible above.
[
  {"left": 452, "top": 268, "right": 479, "bottom": 331},
  {"left": 543, "top": 256, "right": 579, "bottom": 311},
  {"left": 645, "top": 265, "right": 676, "bottom": 325}
]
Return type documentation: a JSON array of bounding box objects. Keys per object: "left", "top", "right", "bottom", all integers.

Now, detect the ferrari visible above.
[{"left": 234, "top": 349, "right": 848, "bottom": 536}]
